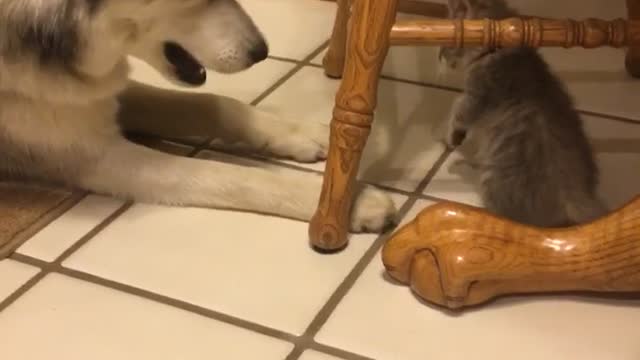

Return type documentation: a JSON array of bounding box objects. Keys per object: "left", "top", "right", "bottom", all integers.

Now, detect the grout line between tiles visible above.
[
  {"left": 53, "top": 203, "right": 135, "bottom": 264},
  {"left": 268, "top": 55, "right": 302, "bottom": 65},
  {"left": 251, "top": 40, "right": 330, "bottom": 106},
  {"left": 0, "top": 191, "right": 86, "bottom": 259},
  {"left": 285, "top": 56, "right": 640, "bottom": 125},
  {"left": 8, "top": 252, "right": 296, "bottom": 341},
  {"left": 0, "top": 203, "right": 134, "bottom": 312},
  {"left": 9, "top": 251, "right": 383, "bottom": 360},
  {"left": 0, "top": 268, "right": 47, "bottom": 313},
  {"left": 418, "top": 193, "right": 468, "bottom": 204},
  {"left": 284, "top": 149, "right": 451, "bottom": 360}
]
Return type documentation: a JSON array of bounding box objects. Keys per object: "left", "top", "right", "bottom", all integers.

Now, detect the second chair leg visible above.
[
  {"left": 323, "top": 0, "right": 350, "bottom": 78},
  {"left": 309, "top": 0, "right": 400, "bottom": 251},
  {"left": 626, "top": 0, "right": 640, "bottom": 77}
]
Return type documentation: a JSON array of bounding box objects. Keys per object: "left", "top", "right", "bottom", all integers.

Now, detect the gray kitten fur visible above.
[{"left": 439, "top": 0, "right": 606, "bottom": 227}]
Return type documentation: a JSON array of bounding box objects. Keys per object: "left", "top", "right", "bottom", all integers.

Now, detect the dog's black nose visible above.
[{"left": 249, "top": 41, "right": 269, "bottom": 63}]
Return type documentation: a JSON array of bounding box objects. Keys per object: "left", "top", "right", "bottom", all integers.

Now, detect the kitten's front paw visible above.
[
  {"left": 350, "top": 186, "right": 398, "bottom": 233},
  {"left": 267, "top": 121, "right": 329, "bottom": 163}
]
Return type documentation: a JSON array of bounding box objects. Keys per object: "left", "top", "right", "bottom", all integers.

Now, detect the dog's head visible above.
[
  {"left": 126, "top": 0, "right": 268, "bottom": 86},
  {"left": 0, "top": 0, "right": 267, "bottom": 103},
  {"left": 95, "top": 0, "right": 269, "bottom": 86}
]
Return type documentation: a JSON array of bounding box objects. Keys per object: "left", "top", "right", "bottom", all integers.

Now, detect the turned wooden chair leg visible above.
[
  {"left": 626, "top": 0, "right": 640, "bottom": 77},
  {"left": 323, "top": 0, "right": 350, "bottom": 78},
  {"left": 309, "top": 0, "right": 399, "bottom": 252}
]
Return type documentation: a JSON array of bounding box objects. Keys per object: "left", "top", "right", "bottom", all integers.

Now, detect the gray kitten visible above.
[{"left": 438, "top": 0, "right": 606, "bottom": 227}]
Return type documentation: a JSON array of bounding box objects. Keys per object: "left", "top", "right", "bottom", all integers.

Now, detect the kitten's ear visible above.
[{"left": 447, "top": 0, "right": 468, "bottom": 18}]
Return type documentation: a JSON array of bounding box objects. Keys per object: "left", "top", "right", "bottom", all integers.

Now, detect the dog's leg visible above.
[
  {"left": 118, "top": 81, "right": 329, "bottom": 163},
  {"left": 75, "top": 138, "right": 396, "bottom": 232}
]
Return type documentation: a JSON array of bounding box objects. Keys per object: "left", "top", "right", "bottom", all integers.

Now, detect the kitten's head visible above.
[{"left": 438, "top": 0, "right": 517, "bottom": 70}]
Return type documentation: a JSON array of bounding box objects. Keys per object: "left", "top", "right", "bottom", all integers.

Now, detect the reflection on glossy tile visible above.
[{"left": 0, "top": 274, "right": 292, "bottom": 360}]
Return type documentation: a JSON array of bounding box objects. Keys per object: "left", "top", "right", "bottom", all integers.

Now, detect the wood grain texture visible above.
[
  {"left": 323, "top": 0, "right": 350, "bottom": 78},
  {"left": 309, "top": 0, "right": 399, "bottom": 252},
  {"left": 382, "top": 199, "right": 640, "bottom": 309},
  {"left": 391, "top": 18, "right": 639, "bottom": 48},
  {"left": 626, "top": 0, "right": 640, "bottom": 77}
]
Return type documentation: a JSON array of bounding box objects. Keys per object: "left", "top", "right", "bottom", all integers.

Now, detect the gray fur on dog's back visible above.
[{"left": 460, "top": 48, "right": 605, "bottom": 227}]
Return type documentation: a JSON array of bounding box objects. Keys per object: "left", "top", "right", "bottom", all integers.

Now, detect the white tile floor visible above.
[{"left": 2, "top": 0, "right": 640, "bottom": 359}]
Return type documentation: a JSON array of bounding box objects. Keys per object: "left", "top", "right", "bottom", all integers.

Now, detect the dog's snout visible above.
[{"left": 249, "top": 41, "right": 269, "bottom": 63}]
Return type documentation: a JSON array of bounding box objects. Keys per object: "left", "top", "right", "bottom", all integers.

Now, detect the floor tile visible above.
[
  {"left": 0, "top": 260, "right": 39, "bottom": 301},
  {"left": 541, "top": 48, "right": 639, "bottom": 121},
  {"left": 258, "top": 66, "right": 449, "bottom": 192},
  {"left": 128, "top": 57, "right": 295, "bottom": 103},
  {"left": 316, "top": 200, "right": 640, "bottom": 360},
  {"left": 425, "top": 116, "right": 640, "bottom": 209},
  {"left": 62, "top": 157, "right": 406, "bottom": 335},
  {"left": 239, "top": 0, "right": 336, "bottom": 60},
  {"left": 0, "top": 273, "right": 292, "bottom": 360},
  {"left": 584, "top": 117, "right": 640, "bottom": 210},
  {"left": 299, "top": 350, "right": 345, "bottom": 360},
  {"left": 17, "top": 195, "right": 125, "bottom": 262}
]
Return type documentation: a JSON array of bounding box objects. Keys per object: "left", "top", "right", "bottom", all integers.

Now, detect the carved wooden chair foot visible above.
[
  {"left": 310, "top": 0, "right": 640, "bottom": 252},
  {"left": 382, "top": 199, "right": 640, "bottom": 309}
]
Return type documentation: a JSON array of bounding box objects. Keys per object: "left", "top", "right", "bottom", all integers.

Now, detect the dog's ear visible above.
[{"left": 163, "top": 42, "right": 207, "bottom": 86}]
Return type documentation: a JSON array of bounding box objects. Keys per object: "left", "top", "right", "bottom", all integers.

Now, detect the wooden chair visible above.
[{"left": 309, "top": 0, "right": 640, "bottom": 252}]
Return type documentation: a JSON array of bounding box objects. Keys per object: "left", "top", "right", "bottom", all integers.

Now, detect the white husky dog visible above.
[{"left": 0, "top": 0, "right": 397, "bottom": 232}]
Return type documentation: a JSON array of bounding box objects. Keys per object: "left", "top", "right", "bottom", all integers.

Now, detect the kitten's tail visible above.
[{"left": 565, "top": 196, "right": 608, "bottom": 225}]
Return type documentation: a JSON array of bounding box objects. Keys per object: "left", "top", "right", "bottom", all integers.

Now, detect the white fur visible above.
[{"left": 0, "top": 0, "right": 397, "bottom": 233}]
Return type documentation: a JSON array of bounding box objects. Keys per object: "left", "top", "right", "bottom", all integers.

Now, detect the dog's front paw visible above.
[
  {"left": 350, "top": 186, "right": 398, "bottom": 233},
  {"left": 267, "top": 122, "right": 329, "bottom": 163}
]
